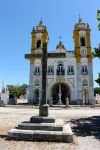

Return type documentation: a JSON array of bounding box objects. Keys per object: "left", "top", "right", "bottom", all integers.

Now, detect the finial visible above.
[
  {"left": 2, "top": 80, "right": 6, "bottom": 93},
  {"left": 79, "top": 14, "right": 82, "bottom": 23},
  {"left": 59, "top": 36, "right": 62, "bottom": 42},
  {"left": 39, "top": 17, "right": 43, "bottom": 25},
  {"left": 2, "top": 80, "right": 6, "bottom": 87},
  {"left": 32, "top": 26, "right": 35, "bottom": 32}
]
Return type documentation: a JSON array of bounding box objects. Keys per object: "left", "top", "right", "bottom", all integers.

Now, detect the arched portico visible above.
[{"left": 50, "top": 81, "right": 73, "bottom": 105}]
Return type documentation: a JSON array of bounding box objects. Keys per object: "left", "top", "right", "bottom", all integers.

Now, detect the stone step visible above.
[
  {"left": 18, "top": 122, "right": 63, "bottom": 131},
  {"left": 30, "top": 116, "right": 55, "bottom": 123},
  {"left": 8, "top": 125, "right": 73, "bottom": 143}
]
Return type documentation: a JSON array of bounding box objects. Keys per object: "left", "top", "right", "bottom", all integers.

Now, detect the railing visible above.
[
  {"left": 81, "top": 71, "right": 88, "bottom": 75},
  {"left": 48, "top": 71, "right": 54, "bottom": 75},
  {"left": 56, "top": 69, "right": 65, "bottom": 75},
  {"left": 67, "top": 71, "right": 74, "bottom": 75},
  {"left": 34, "top": 72, "right": 41, "bottom": 76}
]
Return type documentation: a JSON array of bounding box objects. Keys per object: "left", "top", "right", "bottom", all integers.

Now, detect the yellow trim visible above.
[
  {"left": 88, "top": 57, "right": 92, "bottom": 63},
  {"left": 29, "top": 30, "right": 48, "bottom": 64},
  {"left": 30, "top": 58, "right": 34, "bottom": 64},
  {"left": 31, "top": 32, "right": 36, "bottom": 54},
  {"left": 42, "top": 32, "right": 48, "bottom": 43},
  {"left": 86, "top": 30, "right": 92, "bottom": 63},
  {"left": 74, "top": 30, "right": 81, "bottom": 63}
]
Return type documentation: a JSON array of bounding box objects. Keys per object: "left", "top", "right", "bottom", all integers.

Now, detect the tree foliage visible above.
[
  {"left": 92, "top": 10, "right": 100, "bottom": 86},
  {"left": 7, "top": 84, "right": 28, "bottom": 98},
  {"left": 94, "top": 87, "right": 100, "bottom": 96},
  {"left": 92, "top": 47, "right": 100, "bottom": 86},
  {"left": 95, "top": 73, "right": 100, "bottom": 86},
  {"left": 92, "top": 47, "right": 100, "bottom": 58}
]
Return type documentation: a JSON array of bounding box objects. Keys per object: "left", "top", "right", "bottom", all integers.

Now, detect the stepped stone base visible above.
[
  {"left": 30, "top": 116, "right": 55, "bottom": 123},
  {"left": 8, "top": 116, "right": 73, "bottom": 143},
  {"left": 18, "top": 122, "right": 63, "bottom": 131}
]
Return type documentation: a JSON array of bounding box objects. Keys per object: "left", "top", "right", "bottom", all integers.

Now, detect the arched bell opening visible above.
[
  {"left": 36, "top": 40, "right": 41, "bottom": 49},
  {"left": 80, "top": 37, "right": 86, "bottom": 46},
  {"left": 34, "top": 89, "right": 39, "bottom": 104}
]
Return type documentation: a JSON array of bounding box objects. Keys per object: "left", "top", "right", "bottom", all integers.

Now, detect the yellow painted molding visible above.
[
  {"left": 88, "top": 57, "right": 92, "bottom": 63},
  {"left": 30, "top": 58, "right": 34, "bottom": 64},
  {"left": 31, "top": 32, "right": 36, "bottom": 52},
  {"left": 42, "top": 32, "right": 48, "bottom": 43}
]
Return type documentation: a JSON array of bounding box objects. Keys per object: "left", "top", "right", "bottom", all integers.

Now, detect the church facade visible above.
[{"left": 25, "top": 19, "right": 94, "bottom": 105}]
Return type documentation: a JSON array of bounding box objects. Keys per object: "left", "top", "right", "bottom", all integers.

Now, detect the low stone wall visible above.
[
  {"left": 17, "top": 99, "right": 28, "bottom": 104},
  {"left": 95, "top": 94, "right": 100, "bottom": 104}
]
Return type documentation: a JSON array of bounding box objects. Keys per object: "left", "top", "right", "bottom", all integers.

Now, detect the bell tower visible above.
[
  {"left": 27, "top": 20, "right": 48, "bottom": 104},
  {"left": 73, "top": 17, "right": 92, "bottom": 63},
  {"left": 73, "top": 18, "right": 94, "bottom": 105},
  {"left": 30, "top": 20, "right": 49, "bottom": 64}
]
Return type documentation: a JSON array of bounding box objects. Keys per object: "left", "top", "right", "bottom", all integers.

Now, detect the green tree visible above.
[
  {"left": 7, "top": 84, "right": 28, "bottom": 98},
  {"left": 92, "top": 10, "right": 100, "bottom": 86},
  {"left": 94, "top": 87, "right": 100, "bottom": 96},
  {"left": 93, "top": 46, "right": 100, "bottom": 58}
]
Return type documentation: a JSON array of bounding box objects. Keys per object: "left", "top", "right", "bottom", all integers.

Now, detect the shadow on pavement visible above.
[{"left": 70, "top": 116, "right": 100, "bottom": 140}]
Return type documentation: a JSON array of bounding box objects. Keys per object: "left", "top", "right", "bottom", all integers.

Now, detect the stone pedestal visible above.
[
  {"left": 1, "top": 93, "right": 9, "bottom": 105},
  {"left": 39, "top": 104, "right": 49, "bottom": 117},
  {"left": 8, "top": 117, "right": 73, "bottom": 143}
]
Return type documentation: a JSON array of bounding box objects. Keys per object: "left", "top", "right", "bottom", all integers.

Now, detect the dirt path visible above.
[{"left": 0, "top": 106, "right": 100, "bottom": 150}]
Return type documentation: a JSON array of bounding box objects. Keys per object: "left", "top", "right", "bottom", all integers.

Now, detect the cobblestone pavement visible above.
[{"left": 0, "top": 106, "right": 100, "bottom": 150}]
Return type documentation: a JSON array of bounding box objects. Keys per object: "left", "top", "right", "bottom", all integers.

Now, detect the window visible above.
[
  {"left": 48, "top": 66, "right": 54, "bottom": 75},
  {"left": 80, "top": 37, "right": 86, "bottom": 46},
  {"left": 34, "top": 66, "right": 40, "bottom": 75},
  {"left": 67, "top": 66, "right": 74, "bottom": 75},
  {"left": 56, "top": 63, "right": 65, "bottom": 75},
  {"left": 82, "top": 65, "right": 88, "bottom": 75},
  {"left": 36, "top": 40, "right": 41, "bottom": 49}
]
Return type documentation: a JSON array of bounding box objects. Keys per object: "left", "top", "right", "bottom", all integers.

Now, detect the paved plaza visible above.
[{"left": 0, "top": 106, "right": 100, "bottom": 150}]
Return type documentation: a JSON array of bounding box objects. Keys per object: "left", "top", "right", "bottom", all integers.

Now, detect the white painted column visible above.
[{"left": 58, "top": 83, "right": 62, "bottom": 105}]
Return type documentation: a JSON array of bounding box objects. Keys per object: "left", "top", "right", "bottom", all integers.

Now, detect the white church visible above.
[{"left": 25, "top": 18, "right": 94, "bottom": 105}]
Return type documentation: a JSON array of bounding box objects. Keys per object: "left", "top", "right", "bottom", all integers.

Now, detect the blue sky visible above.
[{"left": 0, "top": 0, "right": 100, "bottom": 88}]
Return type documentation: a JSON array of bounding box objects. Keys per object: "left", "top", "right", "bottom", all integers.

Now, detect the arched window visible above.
[
  {"left": 67, "top": 65, "right": 74, "bottom": 75},
  {"left": 58, "top": 64, "right": 63, "bottom": 72},
  {"left": 80, "top": 37, "right": 86, "bottom": 46},
  {"left": 57, "top": 62, "right": 65, "bottom": 75},
  {"left": 36, "top": 40, "right": 41, "bottom": 49},
  {"left": 82, "top": 65, "right": 88, "bottom": 75},
  {"left": 34, "top": 66, "right": 40, "bottom": 75},
  {"left": 48, "top": 66, "right": 54, "bottom": 75}
]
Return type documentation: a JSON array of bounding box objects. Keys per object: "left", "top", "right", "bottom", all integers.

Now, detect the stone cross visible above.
[
  {"left": 41, "top": 43, "right": 47, "bottom": 105},
  {"left": 39, "top": 42, "right": 49, "bottom": 116},
  {"left": 25, "top": 44, "right": 66, "bottom": 116}
]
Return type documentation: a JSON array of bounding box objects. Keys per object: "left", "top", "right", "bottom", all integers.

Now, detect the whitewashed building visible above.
[{"left": 25, "top": 18, "right": 94, "bottom": 105}]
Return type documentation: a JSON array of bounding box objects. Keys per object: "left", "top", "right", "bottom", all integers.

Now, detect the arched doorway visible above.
[
  {"left": 52, "top": 83, "right": 70, "bottom": 105},
  {"left": 82, "top": 88, "right": 89, "bottom": 105},
  {"left": 34, "top": 89, "right": 39, "bottom": 104}
]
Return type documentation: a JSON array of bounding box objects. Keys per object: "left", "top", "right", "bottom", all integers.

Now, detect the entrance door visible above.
[
  {"left": 34, "top": 89, "right": 39, "bottom": 104},
  {"left": 52, "top": 83, "right": 70, "bottom": 105}
]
